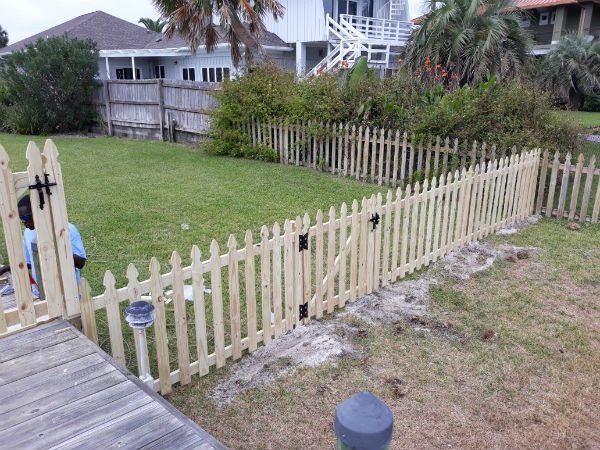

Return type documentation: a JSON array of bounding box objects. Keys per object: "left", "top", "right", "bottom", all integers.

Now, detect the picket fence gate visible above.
[{"left": 79, "top": 150, "right": 541, "bottom": 394}]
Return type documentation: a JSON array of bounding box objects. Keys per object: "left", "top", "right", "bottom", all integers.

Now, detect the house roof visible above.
[{"left": 0, "top": 10, "right": 288, "bottom": 55}]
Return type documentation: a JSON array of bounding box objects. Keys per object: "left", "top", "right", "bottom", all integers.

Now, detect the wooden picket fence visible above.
[
  {"left": 241, "top": 119, "right": 516, "bottom": 187},
  {"left": 79, "top": 149, "right": 541, "bottom": 394},
  {"left": 0, "top": 140, "right": 80, "bottom": 336},
  {"left": 535, "top": 151, "right": 600, "bottom": 223}
]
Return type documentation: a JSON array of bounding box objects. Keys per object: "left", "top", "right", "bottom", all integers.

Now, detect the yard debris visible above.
[
  {"left": 181, "top": 223, "right": 190, "bottom": 230},
  {"left": 567, "top": 222, "right": 581, "bottom": 231},
  {"left": 516, "top": 250, "right": 530, "bottom": 260},
  {"left": 496, "top": 215, "right": 541, "bottom": 235},
  {"left": 481, "top": 329, "right": 496, "bottom": 340}
]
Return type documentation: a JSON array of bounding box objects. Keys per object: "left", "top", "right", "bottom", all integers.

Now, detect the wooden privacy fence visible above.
[
  {"left": 0, "top": 140, "right": 80, "bottom": 336},
  {"left": 79, "top": 150, "right": 541, "bottom": 395},
  {"left": 92, "top": 80, "right": 218, "bottom": 141},
  {"left": 241, "top": 119, "right": 517, "bottom": 187},
  {"left": 535, "top": 151, "right": 600, "bottom": 223}
]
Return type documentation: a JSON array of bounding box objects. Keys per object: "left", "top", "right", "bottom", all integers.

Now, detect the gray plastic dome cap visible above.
[{"left": 334, "top": 391, "right": 393, "bottom": 450}]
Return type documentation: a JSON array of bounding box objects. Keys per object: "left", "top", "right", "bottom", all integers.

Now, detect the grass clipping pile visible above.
[{"left": 209, "top": 216, "right": 541, "bottom": 407}]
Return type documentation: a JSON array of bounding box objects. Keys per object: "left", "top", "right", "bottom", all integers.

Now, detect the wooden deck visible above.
[{"left": 0, "top": 320, "right": 225, "bottom": 450}]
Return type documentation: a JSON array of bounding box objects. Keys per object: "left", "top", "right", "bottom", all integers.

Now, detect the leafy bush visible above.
[
  {"left": 207, "top": 64, "right": 582, "bottom": 158},
  {"left": 0, "top": 35, "right": 98, "bottom": 134},
  {"left": 582, "top": 93, "right": 600, "bottom": 112}
]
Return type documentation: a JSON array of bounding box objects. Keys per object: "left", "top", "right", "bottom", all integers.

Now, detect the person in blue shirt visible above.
[{"left": 0, "top": 195, "right": 86, "bottom": 289}]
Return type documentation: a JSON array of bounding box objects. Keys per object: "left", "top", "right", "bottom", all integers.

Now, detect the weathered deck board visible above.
[{"left": 0, "top": 320, "right": 225, "bottom": 450}]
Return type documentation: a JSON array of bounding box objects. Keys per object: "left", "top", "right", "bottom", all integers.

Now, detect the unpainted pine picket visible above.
[
  {"left": 446, "top": 172, "right": 459, "bottom": 249},
  {"left": 424, "top": 139, "right": 432, "bottom": 181},
  {"left": 343, "top": 123, "right": 350, "bottom": 176},
  {"left": 424, "top": 177, "right": 436, "bottom": 263},
  {"left": 331, "top": 122, "right": 337, "bottom": 174},
  {"left": 149, "top": 258, "right": 171, "bottom": 394},
  {"left": 390, "top": 187, "right": 402, "bottom": 281},
  {"left": 27, "top": 142, "right": 63, "bottom": 318},
  {"left": 466, "top": 168, "right": 479, "bottom": 242},
  {"left": 302, "top": 214, "right": 312, "bottom": 323},
  {"left": 191, "top": 246, "right": 209, "bottom": 376},
  {"left": 79, "top": 278, "right": 97, "bottom": 345},
  {"left": 417, "top": 140, "right": 424, "bottom": 173},
  {"left": 103, "top": 270, "right": 125, "bottom": 368},
  {"left": 484, "top": 161, "right": 499, "bottom": 236},
  {"left": 355, "top": 125, "right": 363, "bottom": 179},
  {"left": 282, "top": 221, "right": 294, "bottom": 331},
  {"left": 568, "top": 154, "right": 585, "bottom": 220},
  {"left": 433, "top": 137, "right": 441, "bottom": 175},
  {"left": 409, "top": 183, "right": 420, "bottom": 274},
  {"left": 432, "top": 174, "right": 444, "bottom": 261},
  {"left": 349, "top": 200, "right": 359, "bottom": 301},
  {"left": 489, "top": 159, "right": 505, "bottom": 231},
  {"left": 0, "top": 145, "right": 35, "bottom": 326},
  {"left": 460, "top": 167, "right": 474, "bottom": 244},
  {"left": 493, "top": 160, "right": 508, "bottom": 232},
  {"left": 126, "top": 264, "right": 145, "bottom": 377},
  {"left": 399, "top": 185, "right": 411, "bottom": 278},
  {"left": 366, "top": 195, "right": 376, "bottom": 292},
  {"left": 227, "top": 236, "right": 242, "bottom": 360},
  {"left": 210, "top": 240, "right": 226, "bottom": 369},
  {"left": 545, "top": 151, "right": 560, "bottom": 217},
  {"left": 381, "top": 191, "right": 393, "bottom": 286},
  {"left": 580, "top": 155, "right": 596, "bottom": 221},
  {"left": 452, "top": 169, "right": 466, "bottom": 250},
  {"left": 439, "top": 172, "right": 452, "bottom": 257},
  {"left": 384, "top": 130, "right": 392, "bottom": 185},
  {"left": 245, "top": 231, "right": 258, "bottom": 350},
  {"left": 373, "top": 194, "right": 383, "bottom": 290},
  {"left": 472, "top": 166, "right": 485, "bottom": 238},
  {"left": 392, "top": 131, "right": 400, "bottom": 187},
  {"left": 170, "top": 251, "right": 191, "bottom": 385},
  {"left": 478, "top": 161, "right": 492, "bottom": 238},
  {"left": 400, "top": 133, "right": 408, "bottom": 187},
  {"left": 260, "top": 226, "right": 272, "bottom": 342},
  {"left": 536, "top": 150, "right": 549, "bottom": 215},
  {"left": 327, "top": 207, "right": 336, "bottom": 313},
  {"left": 524, "top": 151, "right": 539, "bottom": 217},
  {"left": 416, "top": 180, "right": 428, "bottom": 270},
  {"left": 514, "top": 153, "right": 529, "bottom": 220},
  {"left": 408, "top": 135, "right": 415, "bottom": 184},
  {"left": 358, "top": 198, "right": 369, "bottom": 296},
  {"left": 315, "top": 211, "right": 325, "bottom": 317},
  {"left": 557, "top": 152, "right": 572, "bottom": 219},
  {"left": 591, "top": 173, "right": 600, "bottom": 223},
  {"left": 501, "top": 155, "right": 517, "bottom": 226},
  {"left": 338, "top": 123, "right": 344, "bottom": 176},
  {"left": 272, "top": 223, "right": 283, "bottom": 337},
  {"left": 294, "top": 216, "right": 303, "bottom": 327},
  {"left": 470, "top": 141, "right": 477, "bottom": 168},
  {"left": 338, "top": 204, "right": 348, "bottom": 308}
]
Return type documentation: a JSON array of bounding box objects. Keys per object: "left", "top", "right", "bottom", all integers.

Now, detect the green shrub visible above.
[
  {"left": 582, "top": 93, "right": 600, "bottom": 112},
  {"left": 0, "top": 35, "right": 98, "bottom": 134}
]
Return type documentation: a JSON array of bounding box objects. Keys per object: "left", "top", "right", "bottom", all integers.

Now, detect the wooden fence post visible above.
[
  {"left": 157, "top": 79, "right": 165, "bottom": 141},
  {"left": 103, "top": 80, "right": 113, "bottom": 136}
]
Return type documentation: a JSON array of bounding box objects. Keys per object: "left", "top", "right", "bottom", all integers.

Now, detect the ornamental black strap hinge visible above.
[
  {"left": 298, "top": 232, "right": 309, "bottom": 252},
  {"left": 369, "top": 212, "right": 380, "bottom": 230},
  {"left": 28, "top": 173, "right": 56, "bottom": 210},
  {"left": 299, "top": 303, "right": 309, "bottom": 320}
]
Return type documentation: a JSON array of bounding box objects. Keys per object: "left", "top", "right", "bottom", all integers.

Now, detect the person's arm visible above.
[{"left": 73, "top": 254, "right": 86, "bottom": 270}]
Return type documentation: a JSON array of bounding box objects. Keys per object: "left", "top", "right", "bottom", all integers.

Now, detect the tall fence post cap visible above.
[{"left": 334, "top": 391, "right": 393, "bottom": 450}]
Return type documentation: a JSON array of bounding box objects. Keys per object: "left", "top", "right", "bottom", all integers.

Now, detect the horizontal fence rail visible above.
[{"left": 79, "top": 150, "right": 541, "bottom": 394}]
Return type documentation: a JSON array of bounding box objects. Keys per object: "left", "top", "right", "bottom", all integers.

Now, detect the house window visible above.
[
  {"left": 183, "top": 67, "right": 196, "bottom": 81},
  {"left": 539, "top": 11, "right": 549, "bottom": 25},
  {"left": 154, "top": 65, "right": 165, "bottom": 79},
  {"left": 201, "top": 67, "right": 231, "bottom": 82},
  {"left": 115, "top": 68, "right": 140, "bottom": 80},
  {"left": 550, "top": 10, "right": 556, "bottom": 24}
]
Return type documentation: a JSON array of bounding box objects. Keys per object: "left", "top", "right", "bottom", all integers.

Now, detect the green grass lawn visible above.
[
  {"left": 0, "top": 134, "right": 383, "bottom": 293},
  {"left": 555, "top": 110, "right": 600, "bottom": 128}
]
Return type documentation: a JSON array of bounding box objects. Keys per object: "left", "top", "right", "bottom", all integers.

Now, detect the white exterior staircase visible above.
[{"left": 308, "top": 5, "right": 412, "bottom": 76}]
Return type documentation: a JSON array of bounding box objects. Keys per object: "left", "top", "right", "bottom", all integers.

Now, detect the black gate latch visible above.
[
  {"left": 28, "top": 173, "right": 56, "bottom": 210},
  {"left": 298, "top": 232, "right": 309, "bottom": 252},
  {"left": 369, "top": 212, "right": 380, "bottom": 230},
  {"left": 299, "top": 303, "right": 309, "bottom": 320}
]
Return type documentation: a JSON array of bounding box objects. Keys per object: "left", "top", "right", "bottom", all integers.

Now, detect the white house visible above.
[{"left": 0, "top": 1, "right": 411, "bottom": 79}]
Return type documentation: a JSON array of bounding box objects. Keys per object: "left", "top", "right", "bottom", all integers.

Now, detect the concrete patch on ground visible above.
[{"left": 209, "top": 217, "right": 540, "bottom": 406}]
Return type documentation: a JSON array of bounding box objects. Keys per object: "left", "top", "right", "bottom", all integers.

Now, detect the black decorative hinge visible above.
[
  {"left": 298, "top": 232, "right": 309, "bottom": 252},
  {"left": 369, "top": 213, "right": 380, "bottom": 230},
  {"left": 28, "top": 173, "right": 56, "bottom": 210},
  {"left": 299, "top": 303, "right": 309, "bottom": 320}
]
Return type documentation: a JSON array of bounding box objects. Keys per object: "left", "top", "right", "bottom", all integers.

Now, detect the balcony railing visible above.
[{"left": 339, "top": 14, "right": 412, "bottom": 44}]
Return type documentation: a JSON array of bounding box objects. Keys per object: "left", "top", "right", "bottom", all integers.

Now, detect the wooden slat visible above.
[
  {"left": 349, "top": 200, "right": 359, "bottom": 301},
  {"left": 409, "top": 183, "right": 420, "bottom": 273},
  {"left": 79, "top": 278, "right": 98, "bottom": 345},
  {"left": 358, "top": 198, "right": 368, "bottom": 296},
  {"left": 424, "top": 177, "right": 436, "bottom": 263},
  {"left": 191, "top": 245, "right": 208, "bottom": 376},
  {"left": 338, "top": 204, "right": 348, "bottom": 308},
  {"left": 245, "top": 231, "right": 257, "bottom": 351},
  {"left": 301, "top": 214, "right": 312, "bottom": 323},
  {"left": 557, "top": 152, "right": 571, "bottom": 218},
  {"left": 416, "top": 179, "right": 428, "bottom": 270},
  {"left": 355, "top": 125, "right": 363, "bottom": 179},
  {"left": 171, "top": 251, "right": 191, "bottom": 386},
  {"left": 592, "top": 172, "right": 600, "bottom": 223},
  {"left": 381, "top": 191, "right": 393, "bottom": 285},
  {"left": 260, "top": 226, "right": 272, "bottom": 342},
  {"left": 126, "top": 264, "right": 144, "bottom": 377},
  {"left": 399, "top": 185, "right": 411, "bottom": 278},
  {"left": 315, "top": 211, "right": 325, "bottom": 316},
  {"left": 282, "top": 221, "right": 294, "bottom": 331},
  {"left": 149, "top": 258, "right": 171, "bottom": 394},
  {"left": 392, "top": 131, "right": 400, "bottom": 186},
  {"left": 536, "top": 150, "right": 549, "bottom": 215},
  {"left": 293, "top": 216, "right": 303, "bottom": 327},
  {"left": 327, "top": 207, "right": 336, "bottom": 313},
  {"left": 391, "top": 187, "right": 402, "bottom": 281},
  {"left": 568, "top": 153, "right": 585, "bottom": 220},
  {"left": 432, "top": 174, "right": 444, "bottom": 261},
  {"left": 367, "top": 195, "right": 376, "bottom": 292},
  {"left": 378, "top": 128, "right": 385, "bottom": 185},
  {"left": 363, "top": 127, "right": 370, "bottom": 180},
  {"left": 580, "top": 155, "right": 596, "bottom": 221},
  {"left": 385, "top": 130, "right": 392, "bottom": 185},
  {"left": 210, "top": 240, "right": 225, "bottom": 369},
  {"left": 227, "top": 236, "right": 242, "bottom": 360},
  {"left": 103, "top": 271, "right": 125, "bottom": 367},
  {"left": 440, "top": 172, "right": 452, "bottom": 255},
  {"left": 272, "top": 223, "right": 283, "bottom": 337}
]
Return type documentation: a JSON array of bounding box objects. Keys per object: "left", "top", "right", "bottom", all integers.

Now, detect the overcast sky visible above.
[{"left": 1, "top": 0, "right": 428, "bottom": 45}]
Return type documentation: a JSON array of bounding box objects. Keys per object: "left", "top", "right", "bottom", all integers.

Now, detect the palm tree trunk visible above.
[
  {"left": 227, "top": 13, "right": 270, "bottom": 64},
  {"left": 568, "top": 89, "right": 584, "bottom": 110}
]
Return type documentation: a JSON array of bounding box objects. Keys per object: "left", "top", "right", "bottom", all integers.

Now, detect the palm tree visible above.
[
  {"left": 538, "top": 33, "right": 600, "bottom": 110},
  {"left": 404, "top": 0, "right": 532, "bottom": 84},
  {"left": 152, "top": 0, "right": 284, "bottom": 67},
  {"left": 0, "top": 25, "right": 8, "bottom": 48},
  {"left": 138, "top": 18, "right": 167, "bottom": 33}
]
